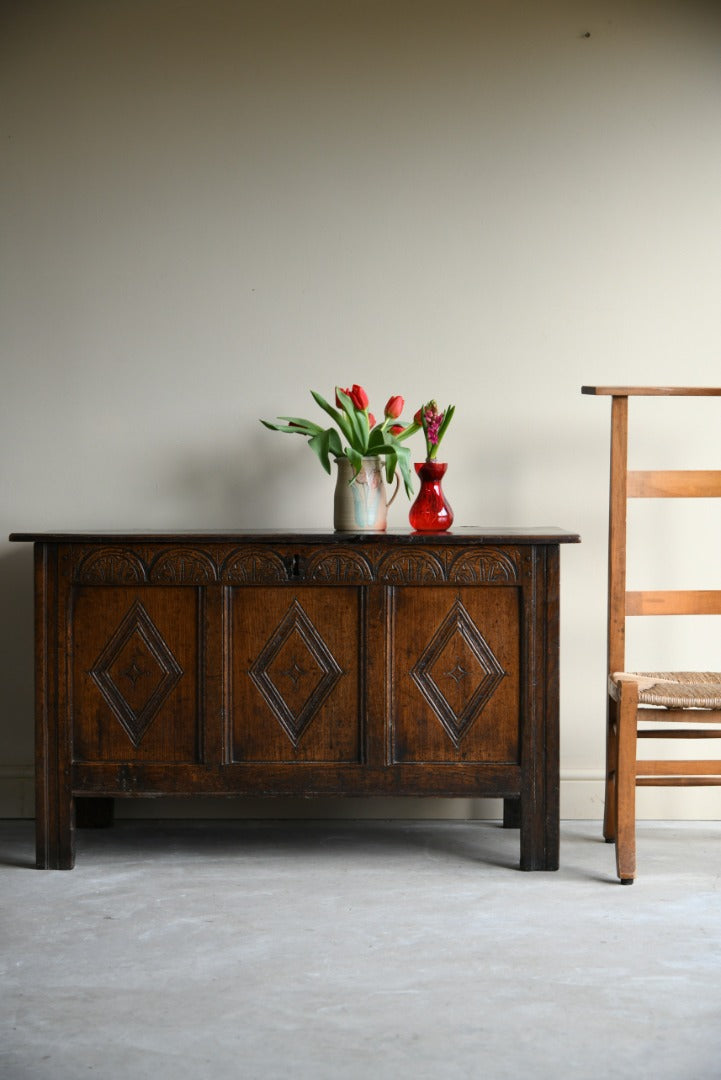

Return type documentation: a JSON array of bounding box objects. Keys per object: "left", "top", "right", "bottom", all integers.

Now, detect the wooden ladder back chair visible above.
[{"left": 583, "top": 386, "right": 721, "bottom": 883}]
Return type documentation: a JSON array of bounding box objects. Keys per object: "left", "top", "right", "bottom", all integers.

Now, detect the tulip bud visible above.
[{"left": 384, "top": 395, "right": 404, "bottom": 419}]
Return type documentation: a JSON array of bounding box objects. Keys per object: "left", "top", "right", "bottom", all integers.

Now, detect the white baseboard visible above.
[
  {"left": 2, "top": 766, "right": 721, "bottom": 820},
  {"left": 0, "top": 766, "right": 35, "bottom": 818},
  {"left": 559, "top": 770, "right": 721, "bottom": 820}
]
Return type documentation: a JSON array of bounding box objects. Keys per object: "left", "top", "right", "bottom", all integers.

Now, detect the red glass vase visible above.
[{"left": 408, "top": 461, "right": 453, "bottom": 532}]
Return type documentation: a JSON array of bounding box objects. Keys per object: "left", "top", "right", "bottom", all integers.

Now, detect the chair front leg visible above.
[{"left": 615, "top": 679, "right": 639, "bottom": 883}]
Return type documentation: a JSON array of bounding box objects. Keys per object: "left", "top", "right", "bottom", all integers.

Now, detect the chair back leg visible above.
[{"left": 603, "top": 694, "right": 618, "bottom": 843}]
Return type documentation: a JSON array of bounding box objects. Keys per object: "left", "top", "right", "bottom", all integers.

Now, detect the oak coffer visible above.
[{"left": 9, "top": 528, "right": 579, "bottom": 870}]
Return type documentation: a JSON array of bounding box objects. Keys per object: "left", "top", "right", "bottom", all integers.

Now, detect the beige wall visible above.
[{"left": 2, "top": 0, "right": 721, "bottom": 819}]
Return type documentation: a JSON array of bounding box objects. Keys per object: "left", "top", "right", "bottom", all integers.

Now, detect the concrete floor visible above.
[{"left": 2, "top": 819, "right": 721, "bottom": 1080}]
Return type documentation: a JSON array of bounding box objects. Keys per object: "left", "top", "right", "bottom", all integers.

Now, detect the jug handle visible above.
[{"left": 387, "top": 471, "right": 400, "bottom": 508}]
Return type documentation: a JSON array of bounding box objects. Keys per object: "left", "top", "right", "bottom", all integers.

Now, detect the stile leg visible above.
[
  {"left": 519, "top": 543, "right": 560, "bottom": 871},
  {"left": 35, "top": 542, "right": 75, "bottom": 870},
  {"left": 36, "top": 781, "right": 75, "bottom": 870},
  {"left": 519, "top": 786, "right": 559, "bottom": 871}
]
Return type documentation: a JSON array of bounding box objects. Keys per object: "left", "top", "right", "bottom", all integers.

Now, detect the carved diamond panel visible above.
[
  {"left": 249, "top": 600, "right": 343, "bottom": 746},
  {"left": 89, "top": 601, "right": 183, "bottom": 747},
  {"left": 411, "top": 599, "right": 506, "bottom": 746}
]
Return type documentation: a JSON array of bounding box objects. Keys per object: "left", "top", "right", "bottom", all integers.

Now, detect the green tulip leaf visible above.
[
  {"left": 344, "top": 445, "right": 364, "bottom": 479},
  {"left": 394, "top": 420, "right": 421, "bottom": 442},
  {"left": 394, "top": 443, "right": 414, "bottom": 497},
  {"left": 384, "top": 450, "right": 397, "bottom": 486},
  {"left": 367, "top": 427, "right": 387, "bottom": 451},
  {"left": 311, "top": 391, "right": 354, "bottom": 444},
  {"left": 259, "top": 416, "right": 325, "bottom": 437},
  {"left": 328, "top": 428, "right": 343, "bottom": 459},
  {"left": 307, "top": 431, "right": 329, "bottom": 473}
]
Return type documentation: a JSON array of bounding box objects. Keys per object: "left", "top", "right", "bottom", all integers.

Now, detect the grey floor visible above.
[{"left": 2, "top": 819, "right": 721, "bottom": 1080}]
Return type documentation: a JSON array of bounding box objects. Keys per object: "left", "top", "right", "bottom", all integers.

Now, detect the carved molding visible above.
[
  {"left": 73, "top": 543, "right": 521, "bottom": 587},
  {"left": 449, "top": 548, "right": 519, "bottom": 584},
  {"left": 149, "top": 549, "right": 218, "bottom": 584},
  {"left": 77, "top": 548, "right": 147, "bottom": 585},
  {"left": 377, "top": 550, "right": 446, "bottom": 584},
  {"left": 222, "top": 549, "right": 288, "bottom": 584},
  {"left": 305, "top": 549, "right": 374, "bottom": 584}
]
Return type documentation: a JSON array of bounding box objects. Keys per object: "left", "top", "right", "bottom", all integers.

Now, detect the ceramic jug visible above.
[{"left": 333, "top": 456, "right": 399, "bottom": 531}]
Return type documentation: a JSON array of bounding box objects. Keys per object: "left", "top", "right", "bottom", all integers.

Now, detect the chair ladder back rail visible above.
[
  {"left": 607, "top": 393, "right": 629, "bottom": 675},
  {"left": 636, "top": 759, "right": 721, "bottom": 776},
  {"left": 625, "top": 590, "right": 721, "bottom": 616},
  {"left": 627, "top": 470, "right": 721, "bottom": 498}
]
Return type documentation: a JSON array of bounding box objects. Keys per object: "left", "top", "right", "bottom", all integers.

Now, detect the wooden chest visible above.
[{"left": 9, "top": 528, "right": 579, "bottom": 870}]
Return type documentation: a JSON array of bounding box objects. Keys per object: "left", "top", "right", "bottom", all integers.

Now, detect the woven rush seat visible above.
[{"left": 610, "top": 671, "right": 721, "bottom": 709}]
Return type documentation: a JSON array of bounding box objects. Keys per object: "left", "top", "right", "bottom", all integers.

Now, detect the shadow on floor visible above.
[{"left": 1, "top": 818, "right": 523, "bottom": 872}]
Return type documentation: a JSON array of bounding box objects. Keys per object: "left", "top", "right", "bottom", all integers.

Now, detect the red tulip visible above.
[
  {"left": 349, "top": 384, "right": 369, "bottom": 410},
  {"left": 384, "top": 395, "right": 404, "bottom": 419},
  {"left": 368, "top": 413, "right": 376, "bottom": 428},
  {"left": 414, "top": 407, "right": 423, "bottom": 425},
  {"left": 337, "top": 384, "right": 369, "bottom": 411},
  {"left": 390, "top": 424, "right": 404, "bottom": 436}
]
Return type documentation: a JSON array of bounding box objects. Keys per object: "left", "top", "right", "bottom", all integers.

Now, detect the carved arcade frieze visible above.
[{"left": 73, "top": 543, "right": 522, "bottom": 586}]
